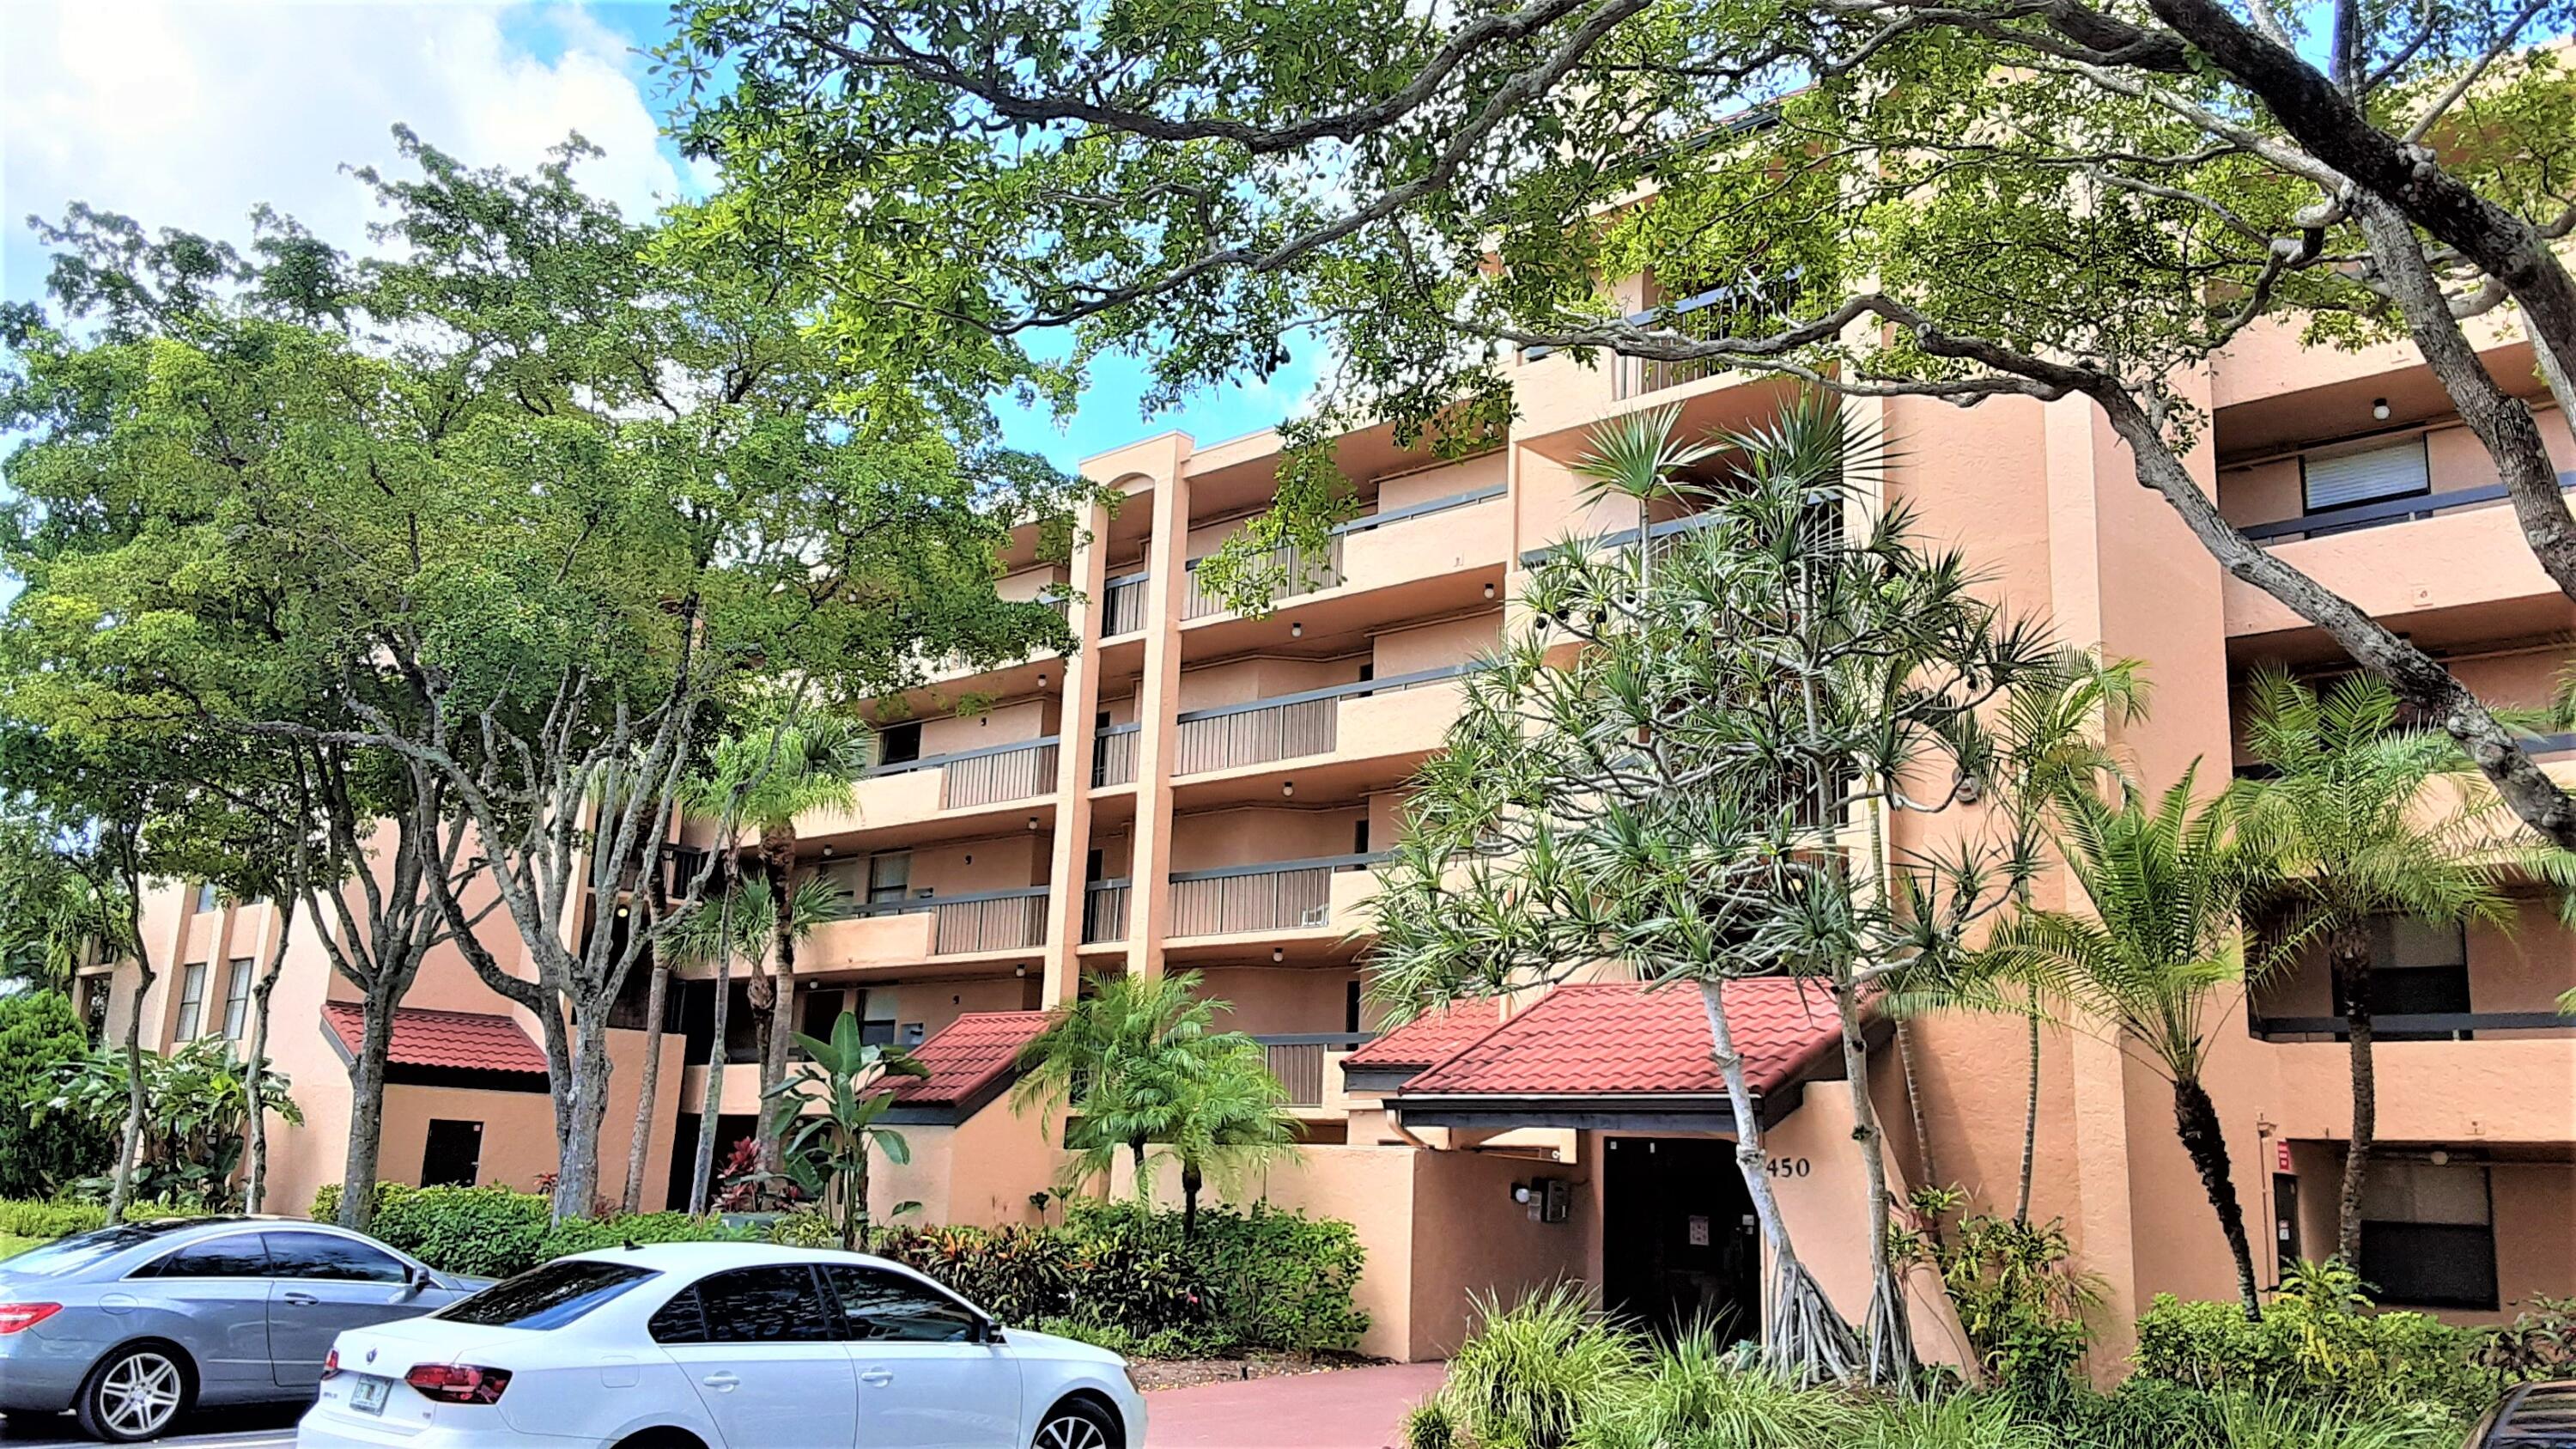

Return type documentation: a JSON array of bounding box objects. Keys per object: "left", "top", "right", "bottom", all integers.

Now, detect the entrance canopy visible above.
[{"left": 1381, "top": 979, "right": 1868, "bottom": 1133}]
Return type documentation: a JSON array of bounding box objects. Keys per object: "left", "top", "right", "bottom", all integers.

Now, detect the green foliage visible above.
[
  {"left": 873, "top": 1201, "right": 1366, "bottom": 1355},
  {"left": 2472, "top": 1295, "right": 2576, "bottom": 1381},
  {"left": 309, "top": 1182, "right": 747, "bottom": 1279},
  {"left": 42, "top": 1034, "right": 297, "bottom": 1209},
  {"left": 1403, "top": 1399, "right": 1456, "bottom": 1449},
  {"left": 1575, "top": 1328, "right": 1859, "bottom": 1449},
  {"left": 1899, "top": 1190, "right": 2099, "bottom": 1400},
  {"left": 1438, "top": 1286, "right": 1644, "bottom": 1449},
  {"left": 2132, "top": 1263, "right": 2496, "bottom": 1421},
  {"left": 0, "top": 991, "right": 111, "bottom": 1196},
  {"left": 0, "top": 1199, "right": 109, "bottom": 1238},
  {"left": 763, "top": 1009, "right": 927, "bottom": 1249},
  {"left": 763, "top": 1210, "right": 842, "bottom": 1249}
]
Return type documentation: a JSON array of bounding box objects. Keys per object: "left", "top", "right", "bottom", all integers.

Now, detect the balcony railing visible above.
[
  {"left": 1092, "top": 723, "right": 1139, "bottom": 788},
  {"left": 1173, "top": 664, "right": 1471, "bottom": 776},
  {"left": 1519, "top": 274, "right": 1798, "bottom": 399},
  {"left": 1103, "top": 572, "right": 1151, "bottom": 636},
  {"left": 1168, "top": 850, "right": 1386, "bottom": 937},
  {"left": 1081, "top": 879, "right": 1130, "bottom": 944},
  {"left": 1253, "top": 1032, "right": 1374, "bottom": 1106},
  {"left": 869, "top": 735, "right": 1060, "bottom": 810},
  {"left": 2237, "top": 472, "right": 2576, "bottom": 543},
  {"left": 2251, "top": 1011, "right": 2573, "bottom": 1043},
  {"left": 848, "top": 886, "right": 1050, "bottom": 955},
  {"left": 1183, "top": 538, "right": 1345, "bottom": 620}
]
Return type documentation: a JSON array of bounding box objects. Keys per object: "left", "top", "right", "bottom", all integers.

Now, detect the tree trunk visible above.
[
  {"left": 622, "top": 953, "right": 674, "bottom": 1214},
  {"left": 338, "top": 996, "right": 398, "bottom": 1231},
  {"left": 687, "top": 881, "right": 741, "bottom": 1217},
  {"left": 552, "top": 1009, "right": 617, "bottom": 1220},
  {"left": 1181, "top": 1162, "right": 1201, "bottom": 1238},
  {"left": 104, "top": 960, "right": 156, "bottom": 1224},
  {"left": 1698, "top": 979, "right": 1862, "bottom": 1385},
  {"left": 244, "top": 893, "right": 300, "bottom": 1216},
  {"left": 1894, "top": 1015, "right": 1939, "bottom": 1190},
  {"left": 2333, "top": 933, "right": 2377, "bottom": 1265},
  {"left": 757, "top": 831, "right": 799, "bottom": 1172},
  {"left": 1131, "top": 1139, "right": 1148, "bottom": 1204},
  {"left": 1838, "top": 979, "right": 1917, "bottom": 1394},
  {"left": 2172, "top": 1075, "right": 2263, "bottom": 1320},
  {"left": 2016, "top": 1008, "right": 2041, "bottom": 1227}
]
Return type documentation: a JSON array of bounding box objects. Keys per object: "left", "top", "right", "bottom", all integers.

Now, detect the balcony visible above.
[
  {"left": 829, "top": 736, "right": 1062, "bottom": 838},
  {"left": 1180, "top": 484, "right": 1509, "bottom": 631},
  {"left": 1166, "top": 851, "right": 1386, "bottom": 946},
  {"left": 1081, "top": 879, "right": 1130, "bottom": 945},
  {"left": 1253, "top": 1032, "right": 1374, "bottom": 1109},
  {"left": 1103, "top": 572, "right": 1151, "bottom": 637},
  {"left": 1092, "top": 724, "right": 1139, "bottom": 789},
  {"left": 2223, "top": 474, "right": 2576, "bottom": 640},
  {"left": 808, "top": 886, "right": 1051, "bottom": 970},
  {"left": 2251, "top": 1018, "right": 2576, "bottom": 1146},
  {"left": 1172, "top": 665, "right": 1470, "bottom": 783}
]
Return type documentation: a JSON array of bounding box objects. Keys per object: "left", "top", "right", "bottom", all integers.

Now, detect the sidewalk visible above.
[{"left": 1145, "top": 1361, "right": 1447, "bottom": 1449}]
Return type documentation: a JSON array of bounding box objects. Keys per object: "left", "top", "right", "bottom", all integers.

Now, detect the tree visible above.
[
  {"left": 41, "top": 1035, "right": 301, "bottom": 1211},
  {"left": 0, "top": 990, "right": 112, "bottom": 1197},
  {"left": 1366, "top": 399, "right": 2051, "bottom": 1387},
  {"left": 1990, "top": 769, "right": 2274, "bottom": 1318},
  {"left": 1157, "top": 1039, "right": 1298, "bottom": 1238},
  {"left": 1, "top": 130, "right": 1082, "bottom": 1220},
  {"left": 1011, "top": 969, "right": 1288, "bottom": 1215},
  {"left": 764, "top": 1009, "right": 929, "bottom": 1249},
  {"left": 668, "top": 0, "right": 2576, "bottom": 858},
  {"left": 2234, "top": 668, "right": 2519, "bottom": 1264}
]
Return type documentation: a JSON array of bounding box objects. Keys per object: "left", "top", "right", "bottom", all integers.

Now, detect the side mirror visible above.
[
  {"left": 403, "top": 1263, "right": 431, "bottom": 1296},
  {"left": 975, "top": 1314, "right": 1002, "bottom": 1345}
]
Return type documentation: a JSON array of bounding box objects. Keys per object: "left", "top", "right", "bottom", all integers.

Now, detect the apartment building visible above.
[{"left": 89, "top": 282, "right": 2576, "bottom": 1367}]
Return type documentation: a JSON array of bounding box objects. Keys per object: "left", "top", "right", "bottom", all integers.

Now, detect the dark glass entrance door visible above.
[{"left": 1602, "top": 1136, "right": 1760, "bottom": 1343}]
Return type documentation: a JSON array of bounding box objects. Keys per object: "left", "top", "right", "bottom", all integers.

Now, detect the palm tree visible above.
[
  {"left": 1991, "top": 766, "right": 2275, "bottom": 1319},
  {"left": 1012, "top": 969, "right": 1294, "bottom": 1224},
  {"left": 2234, "top": 667, "right": 2513, "bottom": 1264}
]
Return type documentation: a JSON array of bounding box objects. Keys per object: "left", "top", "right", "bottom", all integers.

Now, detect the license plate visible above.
[{"left": 350, "top": 1375, "right": 392, "bottom": 1415}]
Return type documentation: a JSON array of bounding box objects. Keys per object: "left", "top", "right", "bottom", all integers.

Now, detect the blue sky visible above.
[{"left": 0, "top": 0, "right": 1311, "bottom": 472}]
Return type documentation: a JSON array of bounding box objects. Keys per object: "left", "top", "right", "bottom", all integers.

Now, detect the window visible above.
[
  {"left": 820, "top": 1264, "right": 981, "bottom": 1342},
  {"left": 1352, "top": 819, "right": 1371, "bottom": 855},
  {"left": 649, "top": 1287, "right": 708, "bottom": 1344},
  {"left": 437, "top": 1261, "right": 659, "bottom": 1330},
  {"left": 220, "top": 959, "right": 253, "bottom": 1040},
  {"left": 2337, "top": 917, "right": 2473, "bottom": 1042},
  {"left": 192, "top": 881, "right": 220, "bottom": 913},
  {"left": 2359, "top": 1158, "right": 2496, "bottom": 1310},
  {"left": 866, "top": 852, "right": 912, "bottom": 905},
  {"left": 878, "top": 721, "right": 922, "bottom": 766},
  {"left": 859, "top": 991, "right": 897, "bottom": 1048},
  {"left": 801, "top": 986, "right": 852, "bottom": 1044},
  {"left": 262, "top": 1230, "right": 409, "bottom": 1284},
  {"left": 79, "top": 977, "right": 111, "bottom": 1043},
  {"left": 2302, "top": 436, "right": 2430, "bottom": 513},
  {"left": 1346, "top": 979, "right": 1364, "bottom": 1036},
  {"left": 173, "top": 962, "right": 209, "bottom": 1041},
  {"left": 137, "top": 1233, "right": 271, "bottom": 1279},
  {"left": 421, "top": 1119, "right": 483, "bottom": 1189},
  {"left": 682, "top": 1266, "right": 835, "bottom": 1343},
  {"left": 4, "top": 1221, "right": 201, "bottom": 1280}
]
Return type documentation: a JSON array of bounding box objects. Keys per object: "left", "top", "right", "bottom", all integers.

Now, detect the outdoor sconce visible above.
[
  {"left": 1510, "top": 1182, "right": 1534, "bottom": 1205},
  {"left": 1037, "top": 672, "right": 1049, "bottom": 688},
  {"left": 2372, "top": 397, "right": 2391, "bottom": 420},
  {"left": 1027, "top": 816, "right": 1040, "bottom": 831},
  {"left": 1271, "top": 947, "right": 1285, "bottom": 963},
  {"left": 1014, "top": 964, "right": 1028, "bottom": 978},
  {"left": 1483, "top": 583, "right": 1496, "bottom": 600},
  {"left": 1291, "top": 621, "right": 1303, "bottom": 638},
  {"left": 819, "top": 845, "right": 834, "bottom": 857},
  {"left": 1281, "top": 780, "right": 1296, "bottom": 798}
]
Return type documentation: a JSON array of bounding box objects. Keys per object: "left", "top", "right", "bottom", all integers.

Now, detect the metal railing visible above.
[
  {"left": 1167, "top": 851, "right": 1387, "bottom": 938},
  {"left": 1102, "top": 572, "right": 1151, "bottom": 636},
  {"left": 846, "top": 886, "right": 1050, "bottom": 955},
  {"left": 1253, "top": 1032, "right": 1375, "bottom": 1106},
  {"left": 1182, "top": 537, "right": 1345, "bottom": 620},
  {"left": 2251, "top": 1011, "right": 2573, "bottom": 1043},
  {"left": 1081, "top": 879, "right": 1130, "bottom": 944},
  {"left": 868, "top": 735, "right": 1060, "bottom": 810},
  {"left": 2237, "top": 472, "right": 2576, "bottom": 544},
  {"left": 1511, "top": 273, "right": 1800, "bottom": 399},
  {"left": 1173, "top": 664, "right": 1471, "bottom": 776},
  {"left": 1092, "top": 723, "right": 1139, "bottom": 788}
]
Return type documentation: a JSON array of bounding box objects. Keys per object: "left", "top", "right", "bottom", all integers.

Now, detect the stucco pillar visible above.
[
  {"left": 1118, "top": 441, "right": 1194, "bottom": 981},
  {"left": 1039, "top": 500, "right": 1114, "bottom": 1007}
]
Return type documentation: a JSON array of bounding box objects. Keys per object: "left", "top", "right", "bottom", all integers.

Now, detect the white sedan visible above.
[{"left": 292, "top": 1242, "right": 1145, "bottom": 1449}]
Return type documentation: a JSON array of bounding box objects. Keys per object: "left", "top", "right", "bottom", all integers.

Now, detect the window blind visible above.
[{"left": 2303, "top": 438, "right": 2430, "bottom": 510}]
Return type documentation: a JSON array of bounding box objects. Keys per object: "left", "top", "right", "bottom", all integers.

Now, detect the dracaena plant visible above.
[{"left": 763, "top": 1009, "right": 929, "bottom": 1251}]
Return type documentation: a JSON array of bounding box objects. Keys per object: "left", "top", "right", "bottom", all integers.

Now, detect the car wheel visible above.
[
  {"left": 1031, "top": 1397, "right": 1120, "bottom": 1449},
  {"left": 74, "top": 1343, "right": 190, "bottom": 1443}
]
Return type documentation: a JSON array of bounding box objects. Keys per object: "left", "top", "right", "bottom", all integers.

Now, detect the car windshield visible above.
[
  {"left": 0, "top": 1222, "right": 207, "bottom": 1281},
  {"left": 434, "top": 1259, "right": 659, "bottom": 1330}
]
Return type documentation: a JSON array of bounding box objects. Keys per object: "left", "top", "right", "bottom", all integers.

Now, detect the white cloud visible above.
[{"left": 1, "top": 0, "right": 689, "bottom": 299}]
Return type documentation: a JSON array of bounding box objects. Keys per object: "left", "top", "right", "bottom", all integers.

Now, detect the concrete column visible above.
[{"left": 1039, "top": 500, "right": 1113, "bottom": 1007}]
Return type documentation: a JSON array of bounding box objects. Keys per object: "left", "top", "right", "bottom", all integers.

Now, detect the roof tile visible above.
[
  {"left": 1400, "top": 978, "right": 1844, "bottom": 1098},
  {"left": 885, "top": 1010, "right": 1049, "bottom": 1107},
  {"left": 320, "top": 1002, "right": 550, "bottom": 1075},
  {"left": 1344, "top": 998, "right": 1506, "bottom": 1068}
]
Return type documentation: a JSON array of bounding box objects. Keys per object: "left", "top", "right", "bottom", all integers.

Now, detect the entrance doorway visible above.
[{"left": 1602, "top": 1136, "right": 1760, "bottom": 1343}]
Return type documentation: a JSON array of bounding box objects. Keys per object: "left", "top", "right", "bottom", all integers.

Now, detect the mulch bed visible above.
[{"left": 1132, "top": 1350, "right": 1388, "bottom": 1391}]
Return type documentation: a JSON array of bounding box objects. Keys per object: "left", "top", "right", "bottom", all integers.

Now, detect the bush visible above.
[
  {"left": 1575, "top": 1327, "right": 1856, "bottom": 1449},
  {"left": 1439, "top": 1285, "right": 1643, "bottom": 1449},
  {"left": 1403, "top": 1399, "right": 1455, "bottom": 1449},
  {"left": 0, "top": 1198, "right": 107, "bottom": 1239},
  {"left": 0, "top": 993, "right": 110, "bottom": 1198},
  {"left": 2132, "top": 1263, "right": 2494, "bottom": 1420},
  {"left": 309, "top": 1183, "right": 738, "bottom": 1279}
]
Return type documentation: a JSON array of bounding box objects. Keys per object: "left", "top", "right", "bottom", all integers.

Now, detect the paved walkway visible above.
[{"left": 1145, "top": 1361, "right": 1447, "bottom": 1449}]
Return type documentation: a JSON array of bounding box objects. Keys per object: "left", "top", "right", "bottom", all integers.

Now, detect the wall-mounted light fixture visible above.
[
  {"left": 1271, "top": 947, "right": 1285, "bottom": 963},
  {"left": 1291, "top": 621, "right": 1303, "bottom": 639},
  {"left": 1484, "top": 583, "right": 1497, "bottom": 600},
  {"left": 1281, "top": 781, "right": 1296, "bottom": 797},
  {"left": 2372, "top": 397, "right": 2391, "bottom": 421}
]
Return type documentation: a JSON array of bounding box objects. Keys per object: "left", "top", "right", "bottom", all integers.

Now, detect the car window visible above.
[
  {"left": 137, "top": 1233, "right": 271, "bottom": 1279},
  {"left": 261, "top": 1230, "right": 408, "bottom": 1284},
  {"left": 436, "top": 1260, "right": 658, "bottom": 1331},
  {"left": 686, "top": 1266, "right": 835, "bottom": 1343},
  {"left": 648, "top": 1286, "right": 708, "bottom": 1344},
  {"left": 3, "top": 1223, "right": 197, "bottom": 1280},
  {"left": 819, "top": 1264, "right": 981, "bottom": 1342}
]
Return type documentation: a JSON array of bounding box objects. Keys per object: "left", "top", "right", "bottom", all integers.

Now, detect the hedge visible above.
[
  {"left": 0, "top": 993, "right": 112, "bottom": 1198},
  {"left": 310, "top": 1184, "right": 748, "bottom": 1278}
]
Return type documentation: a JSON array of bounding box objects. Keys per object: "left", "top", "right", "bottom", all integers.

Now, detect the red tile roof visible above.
[
  {"left": 886, "top": 1011, "right": 1049, "bottom": 1107},
  {"left": 1398, "top": 978, "right": 1845, "bottom": 1098},
  {"left": 320, "top": 1002, "right": 550, "bottom": 1075},
  {"left": 1345, "top": 998, "right": 1507, "bottom": 1068}
]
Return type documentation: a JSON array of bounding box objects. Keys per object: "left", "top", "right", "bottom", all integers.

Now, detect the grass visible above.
[{"left": 0, "top": 1233, "right": 48, "bottom": 1260}]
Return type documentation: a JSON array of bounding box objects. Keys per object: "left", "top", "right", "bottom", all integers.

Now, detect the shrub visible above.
[
  {"left": 2133, "top": 1263, "right": 2494, "bottom": 1420},
  {"left": 43, "top": 1034, "right": 297, "bottom": 1209},
  {"left": 766, "top": 1211, "right": 841, "bottom": 1249},
  {"left": 309, "top": 1183, "right": 738, "bottom": 1279},
  {"left": 1439, "top": 1285, "right": 1643, "bottom": 1449},
  {"left": 1902, "top": 1191, "right": 2099, "bottom": 1403},
  {"left": 1575, "top": 1327, "right": 1856, "bottom": 1449},
  {"left": 539, "top": 1212, "right": 748, "bottom": 1262},
  {"left": 0, "top": 993, "right": 110, "bottom": 1198},
  {"left": 1402, "top": 1399, "right": 1455, "bottom": 1449},
  {"left": 0, "top": 1198, "right": 108, "bottom": 1239}
]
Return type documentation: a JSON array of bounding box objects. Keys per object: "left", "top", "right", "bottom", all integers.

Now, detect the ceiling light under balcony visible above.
[
  {"left": 1291, "top": 622, "right": 1303, "bottom": 638},
  {"left": 1272, "top": 947, "right": 1285, "bottom": 963},
  {"left": 2372, "top": 397, "right": 2391, "bottom": 420},
  {"left": 1484, "top": 583, "right": 1496, "bottom": 600},
  {"left": 1281, "top": 781, "right": 1295, "bottom": 798}
]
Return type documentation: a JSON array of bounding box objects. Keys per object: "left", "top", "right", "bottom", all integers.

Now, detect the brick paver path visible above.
[{"left": 1145, "top": 1361, "right": 1447, "bottom": 1449}]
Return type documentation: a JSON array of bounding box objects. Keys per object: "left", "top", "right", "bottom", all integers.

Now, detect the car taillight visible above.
[
  {"left": 320, "top": 1348, "right": 341, "bottom": 1380},
  {"left": 0, "top": 1304, "right": 61, "bottom": 1335},
  {"left": 404, "top": 1364, "right": 512, "bottom": 1404}
]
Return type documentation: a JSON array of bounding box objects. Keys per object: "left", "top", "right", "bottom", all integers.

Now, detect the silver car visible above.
[{"left": 0, "top": 1217, "right": 484, "bottom": 1443}]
